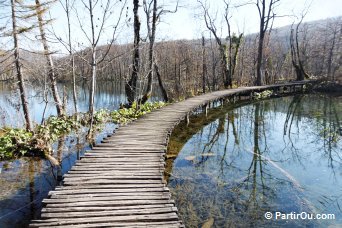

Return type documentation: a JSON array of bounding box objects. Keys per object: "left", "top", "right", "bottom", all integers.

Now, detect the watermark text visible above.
[{"left": 264, "top": 212, "right": 335, "bottom": 220}]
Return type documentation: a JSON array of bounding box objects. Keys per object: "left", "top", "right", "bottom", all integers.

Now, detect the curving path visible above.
[{"left": 30, "top": 82, "right": 309, "bottom": 227}]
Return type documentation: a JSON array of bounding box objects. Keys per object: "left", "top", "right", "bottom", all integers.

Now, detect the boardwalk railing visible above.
[{"left": 30, "top": 82, "right": 310, "bottom": 227}]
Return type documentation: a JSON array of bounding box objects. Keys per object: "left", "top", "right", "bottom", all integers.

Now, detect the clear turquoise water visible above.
[{"left": 167, "top": 94, "right": 342, "bottom": 228}]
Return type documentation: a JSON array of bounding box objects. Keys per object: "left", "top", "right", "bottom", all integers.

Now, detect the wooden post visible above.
[
  {"left": 57, "top": 165, "right": 63, "bottom": 182},
  {"left": 77, "top": 150, "right": 80, "bottom": 160},
  {"left": 205, "top": 104, "right": 208, "bottom": 117}
]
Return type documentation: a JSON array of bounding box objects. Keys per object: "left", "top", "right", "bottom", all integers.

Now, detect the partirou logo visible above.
[{"left": 264, "top": 212, "right": 336, "bottom": 220}]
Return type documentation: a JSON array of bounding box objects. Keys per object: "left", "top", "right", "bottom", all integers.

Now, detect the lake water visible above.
[
  {"left": 0, "top": 81, "right": 162, "bottom": 127},
  {"left": 167, "top": 94, "right": 342, "bottom": 227}
]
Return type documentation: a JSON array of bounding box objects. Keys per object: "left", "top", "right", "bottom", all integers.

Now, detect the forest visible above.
[{"left": 0, "top": 0, "right": 342, "bottom": 104}]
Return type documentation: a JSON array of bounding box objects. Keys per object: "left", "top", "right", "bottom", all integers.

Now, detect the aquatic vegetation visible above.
[
  {"left": 0, "top": 128, "right": 34, "bottom": 159},
  {"left": 253, "top": 90, "right": 273, "bottom": 99},
  {"left": 0, "top": 102, "right": 166, "bottom": 160},
  {"left": 111, "top": 101, "right": 166, "bottom": 124}
]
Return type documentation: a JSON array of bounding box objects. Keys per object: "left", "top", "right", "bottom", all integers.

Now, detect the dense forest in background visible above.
[
  {"left": 0, "top": 0, "right": 341, "bottom": 132},
  {"left": 1, "top": 16, "right": 341, "bottom": 100}
]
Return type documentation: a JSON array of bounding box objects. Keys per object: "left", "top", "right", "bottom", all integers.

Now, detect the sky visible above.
[
  {"left": 28, "top": 0, "right": 342, "bottom": 54},
  {"left": 161, "top": 0, "right": 342, "bottom": 39}
]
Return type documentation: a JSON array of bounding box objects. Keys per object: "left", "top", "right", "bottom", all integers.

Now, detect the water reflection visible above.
[
  {"left": 167, "top": 94, "right": 341, "bottom": 227},
  {"left": 0, "top": 81, "right": 162, "bottom": 127}
]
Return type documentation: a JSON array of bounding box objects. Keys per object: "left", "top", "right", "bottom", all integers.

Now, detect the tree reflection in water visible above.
[{"left": 167, "top": 94, "right": 341, "bottom": 227}]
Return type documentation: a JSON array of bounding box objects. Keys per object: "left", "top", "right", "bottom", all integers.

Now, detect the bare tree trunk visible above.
[
  {"left": 210, "top": 37, "right": 217, "bottom": 90},
  {"left": 11, "top": 0, "right": 32, "bottom": 131},
  {"left": 65, "top": 0, "right": 78, "bottom": 114},
  {"left": 327, "top": 27, "right": 337, "bottom": 79},
  {"left": 141, "top": 0, "right": 157, "bottom": 104},
  {"left": 141, "top": 0, "right": 174, "bottom": 104},
  {"left": 255, "top": 0, "right": 278, "bottom": 86},
  {"left": 232, "top": 34, "right": 243, "bottom": 82},
  {"left": 174, "top": 60, "right": 179, "bottom": 96},
  {"left": 256, "top": 4, "right": 265, "bottom": 86},
  {"left": 220, "top": 47, "right": 230, "bottom": 88},
  {"left": 71, "top": 55, "right": 77, "bottom": 113},
  {"left": 125, "top": 0, "right": 140, "bottom": 105},
  {"left": 155, "top": 63, "right": 168, "bottom": 102},
  {"left": 290, "top": 20, "right": 309, "bottom": 81},
  {"left": 202, "top": 36, "right": 206, "bottom": 93},
  {"left": 256, "top": 34, "right": 264, "bottom": 86},
  {"left": 198, "top": 0, "right": 232, "bottom": 88},
  {"left": 88, "top": 0, "right": 97, "bottom": 137},
  {"left": 35, "top": 0, "right": 64, "bottom": 116}
]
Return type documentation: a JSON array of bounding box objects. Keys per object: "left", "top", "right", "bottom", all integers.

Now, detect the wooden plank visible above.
[
  {"left": 45, "top": 199, "right": 175, "bottom": 208},
  {"left": 70, "top": 167, "right": 163, "bottom": 171},
  {"left": 50, "top": 188, "right": 169, "bottom": 195},
  {"left": 63, "top": 175, "right": 162, "bottom": 181},
  {"left": 91, "top": 147, "right": 165, "bottom": 150},
  {"left": 49, "top": 192, "right": 171, "bottom": 199},
  {"left": 31, "top": 221, "right": 183, "bottom": 228},
  {"left": 42, "top": 204, "right": 175, "bottom": 213},
  {"left": 41, "top": 207, "right": 178, "bottom": 218},
  {"left": 74, "top": 162, "right": 165, "bottom": 166},
  {"left": 82, "top": 153, "right": 164, "bottom": 156},
  {"left": 82, "top": 154, "right": 163, "bottom": 157},
  {"left": 101, "top": 140, "right": 167, "bottom": 145},
  {"left": 30, "top": 212, "right": 179, "bottom": 226},
  {"left": 54, "top": 185, "right": 167, "bottom": 190},
  {"left": 65, "top": 171, "right": 161, "bottom": 175},
  {"left": 43, "top": 195, "right": 171, "bottom": 204},
  {"left": 77, "top": 157, "right": 163, "bottom": 162},
  {"left": 90, "top": 147, "right": 165, "bottom": 151},
  {"left": 63, "top": 179, "right": 164, "bottom": 185},
  {"left": 64, "top": 173, "right": 161, "bottom": 177},
  {"left": 76, "top": 159, "right": 164, "bottom": 164}
]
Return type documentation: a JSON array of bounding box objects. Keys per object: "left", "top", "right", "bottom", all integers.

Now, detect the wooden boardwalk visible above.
[{"left": 30, "top": 82, "right": 308, "bottom": 227}]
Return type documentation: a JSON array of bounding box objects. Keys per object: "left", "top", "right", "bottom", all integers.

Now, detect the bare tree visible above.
[
  {"left": 198, "top": 0, "right": 230, "bottom": 88},
  {"left": 140, "top": 0, "right": 177, "bottom": 103},
  {"left": 290, "top": 15, "right": 309, "bottom": 81},
  {"left": 59, "top": 0, "right": 78, "bottom": 114},
  {"left": 76, "top": 0, "right": 126, "bottom": 136},
  {"left": 34, "top": 0, "right": 65, "bottom": 116},
  {"left": 202, "top": 35, "right": 206, "bottom": 93},
  {"left": 198, "top": 0, "right": 242, "bottom": 89},
  {"left": 326, "top": 20, "right": 340, "bottom": 80},
  {"left": 255, "top": 0, "right": 280, "bottom": 86},
  {"left": 141, "top": 0, "right": 157, "bottom": 104},
  {"left": 10, "top": 0, "right": 32, "bottom": 131},
  {"left": 125, "top": 0, "right": 140, "bottom": 105}
]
